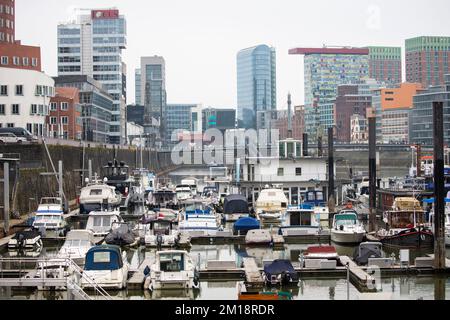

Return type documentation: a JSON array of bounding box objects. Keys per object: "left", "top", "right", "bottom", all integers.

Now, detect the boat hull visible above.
[
  {"left": 331, "top": 230, "right": 365, "bottom": 244},
  {"left": 379, "top": 230, "right": 434, "bottom": 248}
]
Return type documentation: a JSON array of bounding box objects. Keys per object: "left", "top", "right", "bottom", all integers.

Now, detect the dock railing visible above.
[{"left": 0, "top": 258, "right": 112, "bottom": 300}]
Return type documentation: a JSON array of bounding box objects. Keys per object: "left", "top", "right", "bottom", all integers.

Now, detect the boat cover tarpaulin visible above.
[
  {"left": 224, "top": 195, "right": 249, "bottom": 214},
  {"left": 263, "top": 260, "right": 298, "bottom": 279},
  {"left": 84, "top": 245, "right": 123, "bottom": 271},
  {"left": 233, "top": 217, "right": 260, "bottom": 232}
]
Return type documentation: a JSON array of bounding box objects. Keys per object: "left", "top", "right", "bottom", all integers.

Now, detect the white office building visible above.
[
  {"left": 0, "top": 67, "right": 55, "bottom": 136},
  {"left": 57, "top": 8, "right": 127, "bottom": 145}
]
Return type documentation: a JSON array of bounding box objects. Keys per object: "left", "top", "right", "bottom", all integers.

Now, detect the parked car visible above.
[
  {"left": 0, "top": 132, "right": 27, "bottom": 144},
  {"left": 0, "top": 128, "right": 38, "bottom": 142}
]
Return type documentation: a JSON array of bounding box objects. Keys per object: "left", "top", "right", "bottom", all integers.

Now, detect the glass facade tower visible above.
[{"left": 237, "top": 45, "right": 276, "bottom": 129}]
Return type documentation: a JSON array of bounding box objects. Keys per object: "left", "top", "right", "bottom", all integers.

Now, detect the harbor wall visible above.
[{"left": 0, "top": 144, "right": 176, "bottom": 215}]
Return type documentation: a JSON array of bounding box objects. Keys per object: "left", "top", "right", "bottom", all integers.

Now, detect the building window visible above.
[
  {"left": 15, "top": 85, "right": 23, "bottom": 96},
  {"left": 23, "top": 57, "right": 29, "bottom": 66},
  {"left": 35, "top": 85, "right": 42, "bottom": 96},
  {"left": 0, "top": 85, "right": 7, "bottom": 96},
  {"left": 0, "top": 104, "right": 4, "bottom": 115},
  {"left": 61, "top": 116, "right": 68, "bottom": 125},
  {"left": 30, "top": 104, "right": 37, "bottom": 115},
  {"left": 295, "top": 167, "right": 302, "bottom": 176},
  {"left": 50, "top": 102, "right": 57, "bottom": 111},
  {"left": 7, "top": 123, "right": 14, "bottom": 128},
  {"left": 32, "top": 58, "right": 38, "bottom": 67},
  {"left": 50, "top": 117, "right": 57, "bottom": 124},
  {"left": 277, "top": 168, "right": 284, "bottom": 176},
  {"left": 13, "top": 56, "right": 20, "bottom": 65},
  {"left": 11, "top": 104, "right": 19, "bottom": 115},
  {"left": 1, "top": 56, "right": 8, "bottom": 65},
  {"left": 61, "top": 102, "right": 68, "bottom": 111},
  {"left": 27, "top": 123, "right": 32, "bottom": 133}
]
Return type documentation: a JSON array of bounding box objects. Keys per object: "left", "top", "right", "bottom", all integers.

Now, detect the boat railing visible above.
[{"left": 0, "top": 258, "right": 112, "bottom": 300}]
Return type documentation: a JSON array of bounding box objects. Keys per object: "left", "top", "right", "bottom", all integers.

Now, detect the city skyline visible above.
[{"left": 14, "top": 0, "right": 450, "bottom": 109}]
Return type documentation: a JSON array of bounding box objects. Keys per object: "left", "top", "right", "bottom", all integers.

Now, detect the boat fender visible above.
[{"left": 420, "top": 234, "right": 425, "bottom": 241}]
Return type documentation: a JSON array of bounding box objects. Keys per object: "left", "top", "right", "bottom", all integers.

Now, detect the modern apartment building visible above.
[
  {"left": 367, "top": 46, "right": 402, "bottom": 85},
  {"left": 54, "top": 75, "right": 113, "bottom": 143},
  {"left": 289, "top": 47, "right": 369, "bottom": 141},
  {"left": 237, "top": 44, "right": 276, "bottom": 130},
  {"left": 406, "top": 36, "right": 450, "bottom": 88},
  {"left": 57, "top": 8, "right": 127, "bottom": 144}
]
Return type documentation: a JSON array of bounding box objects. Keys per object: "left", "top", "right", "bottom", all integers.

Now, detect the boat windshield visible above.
[
  {"left": 89, "top": 189, "right": 103, "bottom": 196},
  {"left": 159, "top": 252, "right": 185, "bottom": 272},
  {"left": 35, "top": 215, "right": 62, "bottom": 222},
  {"left": 336, "top": 219, "right": 357, "bottom": 227},
  {"left": 93, "top": 216, "right": 111, "bottom": 227}
]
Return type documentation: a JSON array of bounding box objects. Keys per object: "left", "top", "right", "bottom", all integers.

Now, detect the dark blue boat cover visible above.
[
  {"left": 224, "top": 194, "right": 249, "bottom": 214},
  {"left": 84, "top": 245, "right": 123, "bottom": 271},
  {"left": 263, "top": 259, "right": 296, "bottom": 277},
  {"left": 233, "top": 217, "right": 260, "bottom": 231}
]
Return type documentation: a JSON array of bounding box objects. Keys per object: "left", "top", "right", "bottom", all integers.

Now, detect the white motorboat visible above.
[
  {"left": 56, "top": 230, "right": 96, "bottom": 266},
  {"left": 255, "top": 188, "right": 288, "bottom": 222},
  {"left": 149, "top": 188, "right": 178, "bottom": 209},
  {"left": 331, "top": 210, "right": 366, "bottom": 244},
  {"left": 78, "top": 178, "right": 122, "bottom": 215},
  {"left": 245, "top": 229, "right": 272, "bottom": 245},
  {"left": 32, "top": 197, "right": 68, "bottom": 238},
  {"left": 144, "top": 219, "right": 180, "bottom": 248},
  {"left": 279, "top": 204, "right": 322, "bottom": 236},
  {"left": 81, "top": 245, "right": 129, "bottom": 290},
  {"left": 178, "top": 200, "right": 222, "bottom": 236},
  {"left": 145, "top": 250, "right": 199, "bottom": 291},
  {"left": 181, "top": 177, "right": 199, "bottom": 197},
  {"left": 8, "top": 229, "right": 43, "bottom": 251},
  {"left": 175, "top": 185, "right": 193, "bottom": 202},
  {"left": 85, "top": 210, "right": 123, "bottom": 237}
]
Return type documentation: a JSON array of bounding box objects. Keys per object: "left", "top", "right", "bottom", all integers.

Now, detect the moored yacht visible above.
[
  {"left": 330, "top": 210, "right": 366, "bottom": 244},
  {"left": 255, "top": 187, "right": 288, "bottom": 222},
  {"left": 32, "top": 197, "right": 69, "bottom": 238},
  {"left": 145, "top": 250, "right": 199, "bottom": 291},
  {"left": 56, "top": 229, "right": 96, "bottom": 266},
  {"left": 85, "top": 210, "right": 123, "bottom": 237},
  {"left": 78, "top": 178, "right": 122, "bottom": 215}
]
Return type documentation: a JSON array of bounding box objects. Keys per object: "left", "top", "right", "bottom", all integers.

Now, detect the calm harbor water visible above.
[{"left": 1, "top": 242, "right": 450, "bottom": 300}]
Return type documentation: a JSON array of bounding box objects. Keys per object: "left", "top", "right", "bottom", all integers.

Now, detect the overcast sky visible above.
[{"left": 15, "top": 0, "right": 450, "bottom": 109}]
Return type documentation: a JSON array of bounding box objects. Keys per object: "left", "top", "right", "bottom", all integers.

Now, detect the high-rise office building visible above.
[
  {"left": 289, "top": 47, "right": 369, "bottom": 141},
  {"left": 406, "top": 36, "right": 450, "bottom": 88},
  {"left": 367, "top": 46, "right": 402, "bottom": 85},
  {"left": 237, "top": 44, "right": 276, "bottom": 129},
  {"left": 139, "top": 56, "right": 166, "bottom": 141},
  {"left": 57, "top": 8, "right": 127, "bottom": 145},
  {"left": 0, "top": 0, "right": 15, "bottom": 43},
  {"left": 135, "top": 68, "right": 141, "bottom": 105},
  {"left": 409, "top": 74, "right": 450, "bottom": 146}
]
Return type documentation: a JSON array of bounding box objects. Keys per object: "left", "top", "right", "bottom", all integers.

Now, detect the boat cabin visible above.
[
  {"left": 156, "top": 251, "right": 189, "bottom": 272},
  {"left": 102, "top": 160, "right": 132, "bottom": 195},
  {"left": 385, "top": 198, "right": 426, "bottom": 230},
  {"left": 86, "top": 211, "right": 123, "bottom": 236}
]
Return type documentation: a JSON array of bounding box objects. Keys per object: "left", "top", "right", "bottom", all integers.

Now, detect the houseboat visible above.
[
  {"left": 374, "top": 197, "right": 434, "bottom": 248},
  {"left": 279, "top": 204, "right": 322, "bottom": 236}
]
